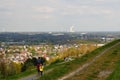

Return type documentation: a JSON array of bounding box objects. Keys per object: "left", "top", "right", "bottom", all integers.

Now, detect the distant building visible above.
[
  {"left": 101, "top": 37, "right": 115, "bottom": 42},
  {"left": 80, "top": 33, "right": 87, "bottom": 39},
  {"left": 70, "top": 26, "right": 74, "bottom": 32}
]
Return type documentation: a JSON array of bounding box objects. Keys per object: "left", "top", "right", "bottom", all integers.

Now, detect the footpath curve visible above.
[
  {"left": 58, "top": 42, "right": 120, "bottom": 80},
  {"left": 18, "top": 69, "right": 53, "bottom": 80}
]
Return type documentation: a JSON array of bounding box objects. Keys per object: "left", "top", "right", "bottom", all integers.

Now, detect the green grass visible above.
[
  {"left": 106, "top": 46, "right": 120, "bottom": 80},
  {"left": 106, "top": 60, "right": 120, "bottom": 80},
  {"left": 3, "top": 59, "right": 65, "bottom": 80},
  {"left": 1, "top": 68, "right": 37, "bottom": 80},
  {"left": 2, "top": 39, "right": 120, "bottom": 80},
  {"left": 40, "top": 62, "right": 72, "bottom": 80},
  {"left": 64, "top": 39, "right": 120, "bottom": 80},
  {"left": 38, "top": 39, "right": 120, "bottom": 80}
]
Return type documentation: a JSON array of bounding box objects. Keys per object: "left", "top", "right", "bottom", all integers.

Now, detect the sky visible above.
[{"left": 0, "top": 0, "right": 120, "bottom": 32}]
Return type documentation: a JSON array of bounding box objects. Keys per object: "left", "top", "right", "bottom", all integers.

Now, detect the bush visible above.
[
  {"left": 21, "top": 58, "right": 37, "bottom": 72},
  {"left": 50, "top": 59, "right": 63, "bottom": 65},
  {"left": 0, "top": 60, "right": 22, "bottom": 78}
]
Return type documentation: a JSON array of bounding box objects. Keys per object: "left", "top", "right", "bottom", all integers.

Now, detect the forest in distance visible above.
[{"left": 0, "top": 32, "right": 120, "bottom": 45}]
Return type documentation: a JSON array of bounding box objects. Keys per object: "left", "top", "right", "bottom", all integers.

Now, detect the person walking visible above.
[
  {"left": 37, "top": 57, "right": 44, "bottom": 65},
  {"left": 36, "top": 63, "right": 40, "bottom": 75},
  {"left": 36, "top": 57, "right": 44, "bottom": 75},
  {"left": 39, "top": 64, "right": 44, "bottom": 76}
]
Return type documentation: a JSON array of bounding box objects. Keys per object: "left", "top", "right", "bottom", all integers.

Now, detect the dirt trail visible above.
[
  {"left": 58, "top": 42, "right": 120, "bottom": 80},
  {"left": 18, "top": 69, "right": 53, "bottom": 80}
]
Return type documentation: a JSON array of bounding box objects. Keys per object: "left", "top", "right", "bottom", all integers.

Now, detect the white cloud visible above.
[
  {"left": 48, "top": 0, "right": 58, "bottom": 3},
  {"left": 0, "top": 0, "right": 16, "bottom": 16},
  {"left": 61, "top": 5, "right": 112, "bottom": 16},
  {"left": 0, "top": 11, "right": 13, "bottom": 16},
  {"left": 95, "top": 0, "right": 105, "bottom": 2},
  {"left": 0, "top": 0, "right": 17, "bottom": 8},
  {"left": 32, "top": 14, "right": 54, "bottom": 19},
  {"left": 95, "top": 0, "right": 120, "bottom": 3},
  {"left": 32, "top": 6, "right": 54, "bottom": 13}
]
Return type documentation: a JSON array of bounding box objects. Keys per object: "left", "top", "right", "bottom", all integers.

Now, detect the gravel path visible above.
[{"left": 18, "top": 69, "right": 53, "bottom": 80}]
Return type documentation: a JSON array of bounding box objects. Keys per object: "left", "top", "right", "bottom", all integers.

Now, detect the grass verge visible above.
[
  {"left": 39, "top": 39, "right": 120, "bottom": 80},
  {"left": 106, "top": 60, "right": 120, "bottom": 80}
]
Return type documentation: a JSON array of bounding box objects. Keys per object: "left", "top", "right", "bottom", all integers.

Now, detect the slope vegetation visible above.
[
  {"left": 66, "top": 40, "right": 120, "bottom": 80},
  {"left": 38, "top": 39, "right": 120, "bottom": 80}
]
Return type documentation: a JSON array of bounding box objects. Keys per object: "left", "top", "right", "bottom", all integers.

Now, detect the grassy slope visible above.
[
  {"left": 66, "top": 40, "right": 120, "bottom": 80},
  {"left": 39, "top": 40, "right": 120, "bottom": 80},
  {"left": 106, "top": 57, "right": 120, "bottom": 80},
  {"left": 3, "top": 39, "right": 120, "bottom": 80},
  {"left": 2, "top": 69, "right": 37, "bottom": 80}
]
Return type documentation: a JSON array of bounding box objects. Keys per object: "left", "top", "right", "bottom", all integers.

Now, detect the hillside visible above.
[
  {"left": 38, "top": 39, "right": 120, "bottom": 80},
  {"left": 65, "top": 40, "right": 120, "bottom": 80},
  {"left": 5, "top": 39, "right": 120, "bottom": 80}
]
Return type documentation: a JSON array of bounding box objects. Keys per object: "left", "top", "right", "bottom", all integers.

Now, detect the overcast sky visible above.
[{"left": 0, "top": 0, "right": 120, "bottom": 32}]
